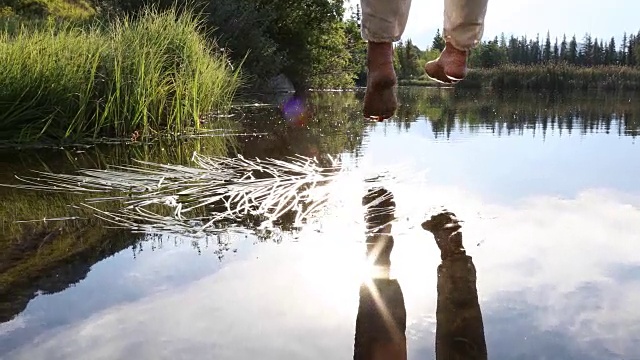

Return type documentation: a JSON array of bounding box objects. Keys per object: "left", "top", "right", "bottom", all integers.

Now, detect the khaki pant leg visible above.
[
  {"left": 443, "top": 0, "right": 489, "bottom": 50},
  {"left": 360, "top": 0, "right": 412, "bottom": 42}
]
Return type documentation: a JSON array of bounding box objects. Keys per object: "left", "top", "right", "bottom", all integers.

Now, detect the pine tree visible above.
[
  {"left": 553, "top": 37, "right": 559, "bottom": 63},
  {"left": 431, "top": 29, "right": 445, "bottom": 51},
  {"left": 508, "top": 35, "right": 519, "bottom": 63},
  {"left": 581, "top": 33, "right": 593, "bottom": 66},
  {"left": 560, "top": 34, "right": 568, "bottom": 62},
  {"left": 543, "top": 31, "right": 552, "bottom": 63},
  {"left": 633, "top": 32, "right": 640, "bottom": 66},
  {"left": 533, "top": 34, "right": 541, "bottom": 64},
  {"left": 628, "top": 34, "right": 635, "bottom": 66},
  {"left": 569, "top": 35, "right": 578, "bottom": 64},
  {"left": 500, "top": 33, "right": 507, "bottom": 49},
  {"left": 607, "top": 37, "right": 616, "bottom": 65},
  {"left": 620, "top": 32, "right": 628, "bottom": 65}
]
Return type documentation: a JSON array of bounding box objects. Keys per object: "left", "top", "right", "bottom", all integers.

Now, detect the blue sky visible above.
[{"left": 345, "top": 0, "right": 640, "bottom": 50}]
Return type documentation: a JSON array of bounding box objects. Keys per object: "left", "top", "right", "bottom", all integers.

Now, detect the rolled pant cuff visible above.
[{"left": 361, "top": 28, "right": 402, "bottom": 43}]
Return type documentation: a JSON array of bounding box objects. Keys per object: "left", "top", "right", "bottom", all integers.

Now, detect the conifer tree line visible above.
[
  {"left": 472, "top": 31, "right": 640, "bottom": 67},
  {"left": 394, "top": 30, "right": 640, "bottom": 79}
]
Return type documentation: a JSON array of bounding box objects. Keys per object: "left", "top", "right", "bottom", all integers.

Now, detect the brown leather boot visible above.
[
  {"left": 425, "top": 42, "right": 468, "bottom": 84},
  {"left": 363, "top": 42, "right": 397, "bottom": 121}
]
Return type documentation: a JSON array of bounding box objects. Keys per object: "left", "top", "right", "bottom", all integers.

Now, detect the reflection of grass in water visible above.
[
  {"left": 0, "top": 213, "right": 138, "bottom": 323},
  {"left": 2, "top": 154, "right": 347, "bottom": 238},
  {"left": 0, "top": 130, "right": 238, "bottom": 247},
  {"left": 0, "top": 131, "right": 240, "bottom": 308},
  {"left": 0, "top": 192, "right": 96, "bottom": 238}
]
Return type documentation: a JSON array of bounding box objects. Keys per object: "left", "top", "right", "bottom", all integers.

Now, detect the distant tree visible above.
[
  {"left": 633, "top": 32, "right": 640, "bottom": 66},
  {"left": 607, "top": 37, "right": 616, "bottom": 64},
  {"left": 560, "top": 34, "right": 568, "bottom": 62},
  {"left": 469, "top": 38, "right": 506, "bottom": 68},
  {"left": 531, "top": 34, "right": 541, "bottom": 64},
  {"left": 620, "top": 32, "right": 628, "bottom": 65},
  {"left": 553, "top": 37, "right": 559, "bottom": 62},
  {"left": 569, "top": 35, "right": 578, "bottom": 64},
  {"left": 628, "top": 34, "right": 636, "bottom": 66},
  {"left": 395, "top": 39, "right": 422, "bottom": 79},
  {"left": 543, "top": 31, "right": 551, "bottom": 62},
  {"left": 507, "top": 35, "right": 519, "bottom": 63},
  {"left": 593, "top": 39, "right": 601, "bottom": 65},
  {"left": 580, "top": 33, "right": 593, "bottom": 65},
  {"left": 432, "top": 29, "right": 445, "bottom": 51}
]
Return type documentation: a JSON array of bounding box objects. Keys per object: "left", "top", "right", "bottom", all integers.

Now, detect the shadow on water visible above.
[
  {"left": 0, "top": 87, "right": 639, "bottom": 352},
  {"left": 356, "top": 187, "right": 486, "bottom": 359}
]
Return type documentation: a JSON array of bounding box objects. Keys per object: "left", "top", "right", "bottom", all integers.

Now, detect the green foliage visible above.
[
  {"left": 394, "top": 39, "right": 424, "bottom": 79},
  {"left": 307, "top": 21, "right": 355, "bottom": 89},
  {"left": 202, "top": 0, "right": 282, "bottom": 87},
  {"left": 469, "top": 37, "right": 506, "bottom": 68},
  {"left": 344, "top": 17, "right": 367, "bottom": 86},
  {"left": 254, "top": 0, "right": 348, "bottom": 89},
  {"left": 0, "top": 7, "right": 241, "bottom": 142}
]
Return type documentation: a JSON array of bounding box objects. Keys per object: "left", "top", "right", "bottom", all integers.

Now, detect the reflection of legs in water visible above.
[
  {"left": 354, "top": 188, "right": 407, "bottom": 360},
  {"left": 422, "top": 212, "right": 488, "bottom": 360}
]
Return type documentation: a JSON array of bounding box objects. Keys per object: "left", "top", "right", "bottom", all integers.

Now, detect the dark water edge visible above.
[{"left": 1, "top": 87, "right": 639, "bottom": 359}]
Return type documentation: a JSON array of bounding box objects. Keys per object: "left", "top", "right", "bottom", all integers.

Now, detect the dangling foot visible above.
[
  {"left": 364, "top": 42, "right": 397, "bottom": 121},
  {"left": 424, "top": 42, "right": 468, "bottom": 84}
]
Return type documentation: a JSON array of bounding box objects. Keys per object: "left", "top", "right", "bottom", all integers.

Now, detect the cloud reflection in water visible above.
[{"left": 3, "top": 171, "right": 639, "bottom": 359}]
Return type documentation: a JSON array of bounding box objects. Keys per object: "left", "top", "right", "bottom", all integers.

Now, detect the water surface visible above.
[{"left": 1, "top": 88, "right": 639, "bottom": 359}]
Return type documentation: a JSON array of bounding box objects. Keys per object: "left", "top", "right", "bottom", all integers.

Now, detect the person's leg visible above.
[
  {"left": 425, "top": 0, "right": 489, "bottom": 83},
  {"left": 361, "top": 0, "right": 411, "bottom": 120}
]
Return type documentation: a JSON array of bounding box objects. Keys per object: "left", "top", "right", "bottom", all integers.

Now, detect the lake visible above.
[{"left": 1, "top": 88, "right": 639, "bottom": 359}]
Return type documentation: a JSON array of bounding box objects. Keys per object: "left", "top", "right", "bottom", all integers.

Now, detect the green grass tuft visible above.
[{"left": 0, "top": 6, "right": 242, "bottom": 143}]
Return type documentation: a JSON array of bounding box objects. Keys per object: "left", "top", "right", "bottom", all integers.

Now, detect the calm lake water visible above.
[{"left": 1, "top": 88, "right": 640, "bottom": 359}]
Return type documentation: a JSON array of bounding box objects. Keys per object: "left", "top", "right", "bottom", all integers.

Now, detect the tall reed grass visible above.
[
  {"left": 0, "top": 6, "right": 241, "bottom": 142},
  {"left": 461, "top": 64, "right": 640, "bottom": 91}
]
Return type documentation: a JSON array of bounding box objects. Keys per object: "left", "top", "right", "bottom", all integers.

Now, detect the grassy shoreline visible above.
[
  {"left": 397, "top": 64, "right": 640, "bottom": 91},
  {"left": 463, "top": 64, "right": 640, "bottom": 91},
  {"left": 0, "top": 7, "right": 241, "bottom": 143}
]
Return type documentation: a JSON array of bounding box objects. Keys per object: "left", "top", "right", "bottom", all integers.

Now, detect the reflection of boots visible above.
[
  {"left": 363, "top": 42, "right": 398, "bottom": 121},
  {"left": 421, "top": 211, "right": 466, "bottom": 261},
  {"left": 425, "top": 43, "right": 468, "bottom": 84}
]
